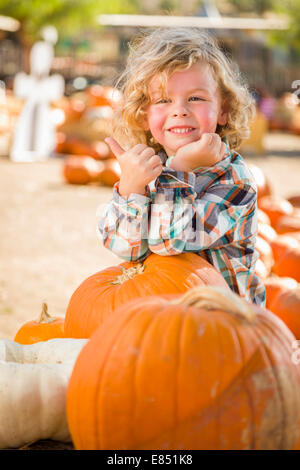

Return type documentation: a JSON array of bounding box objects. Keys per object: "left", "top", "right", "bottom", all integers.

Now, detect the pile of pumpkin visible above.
[
  {"left": 248, "top": 163, "right": 300, "bottom": 339},
  {"left": 53, "top": 84, "right": 122, "bottom": 187},
  {"left": 1, "top": 163, "right": 300, "bottom": 450},
  {"left": 2, "top": 243, "right": 300, "bottom": 449}
]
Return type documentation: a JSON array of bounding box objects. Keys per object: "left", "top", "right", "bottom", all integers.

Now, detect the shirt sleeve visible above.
[
  {"left": 148, "top": 168, "right": 257, "bottom": 255},
  {"left": 97, "top": 182, "right": 151, "bottom": 261}
]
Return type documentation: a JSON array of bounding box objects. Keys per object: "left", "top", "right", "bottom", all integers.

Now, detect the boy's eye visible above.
[
  {"left": 155, "top": 99, "right": 170, "bottom": 104},
  {"left": 189, "top": 96, "right": 205, "bottom": 101}
]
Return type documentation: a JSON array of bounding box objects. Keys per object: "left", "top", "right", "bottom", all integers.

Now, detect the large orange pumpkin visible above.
[
  {"left": 66, "top": 286, "right": 300, "bottom": 450},
  {"left": 64, "top": 253, "right": 230, "bottom": 339},
  {"left": 14, "top": 303, "right": 65, "bottom": 345},
  {"left": 269, "top": 287, "right": 300, "bottom": 339}
]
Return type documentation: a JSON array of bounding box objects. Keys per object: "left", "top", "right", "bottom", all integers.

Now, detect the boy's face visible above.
[{"left": 145, "top": 61, "right": 227, "bottom": 156}]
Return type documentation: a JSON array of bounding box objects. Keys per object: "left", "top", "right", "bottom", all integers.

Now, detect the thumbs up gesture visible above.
[{"left": 105, "top": 137, "right": 163, "bottom": 197}]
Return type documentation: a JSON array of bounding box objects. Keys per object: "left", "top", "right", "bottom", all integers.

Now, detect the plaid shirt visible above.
[{"left": 98, "top": 149, "right": 266, "bottom": 306}]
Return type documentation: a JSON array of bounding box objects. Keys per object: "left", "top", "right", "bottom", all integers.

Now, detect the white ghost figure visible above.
[{"left": 10, "top": 40, "right": 64, "bottom": 162}]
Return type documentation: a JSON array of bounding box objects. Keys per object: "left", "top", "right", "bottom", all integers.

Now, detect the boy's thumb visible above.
[{"left": 105, "top": 137, "right": 125, "bottom": 159}]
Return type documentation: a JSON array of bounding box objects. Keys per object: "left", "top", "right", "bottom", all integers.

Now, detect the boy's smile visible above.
[{"left": 145, "top": 61, "right": 227, "bottom": 156}]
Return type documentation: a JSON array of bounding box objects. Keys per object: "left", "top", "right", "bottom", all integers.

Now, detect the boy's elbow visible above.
[{"left": 149, "top": 238, "right": 185, "bottom": 256}]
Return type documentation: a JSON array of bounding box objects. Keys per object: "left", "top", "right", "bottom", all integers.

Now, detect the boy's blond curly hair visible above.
[{"left": 112, "top": 27, "right": 256, "bottom": 152}]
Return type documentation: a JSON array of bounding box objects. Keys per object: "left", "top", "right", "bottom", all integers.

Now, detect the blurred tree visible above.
[
  {"left": 223, "top": 0, "right": 274, "bottom": 15},
  {"left": 0, "top": 0, "right": 137, "bottom": 39},
  {"left": 0, "top": 0, "right": 137, "bottom": 70},
  {"left": 225, "top": 0, "right": 300, "bottom": 53}
]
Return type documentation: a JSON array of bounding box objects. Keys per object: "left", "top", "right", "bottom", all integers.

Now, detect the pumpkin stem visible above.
[
  {"left": 170, "top": 286, "right": 256, "bottom": 323},
  {"left": 110, "top": 263, "right": 145, "bottom": 285},
  {"left": 39, "top": 303, "right": 56, "bottom": 324}
]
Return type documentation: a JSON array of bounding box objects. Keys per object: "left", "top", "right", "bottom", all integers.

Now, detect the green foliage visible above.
[
  {"left": 0, "top": 0, "right": 137, "bottom": 40},
  {"left": 225, "top": 0, "right": 300, "bottom": 54},
  {"left": 268, "top": 0, "right": 300, "bottom": 53},
  {"left": 223, "top": 0, "right": 274, "bottom": 14}
]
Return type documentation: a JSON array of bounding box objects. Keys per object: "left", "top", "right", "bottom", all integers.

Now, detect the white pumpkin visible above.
[{"left": 0, "top": 337, "right": 87, "bottom": 449}]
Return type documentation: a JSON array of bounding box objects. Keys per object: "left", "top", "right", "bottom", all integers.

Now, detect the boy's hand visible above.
[
  {"left": 171, "top": 133, "right": 228, "bottom": 172},
  {"left": 105, "top": 137, "right": 163, "bottom": 197}
]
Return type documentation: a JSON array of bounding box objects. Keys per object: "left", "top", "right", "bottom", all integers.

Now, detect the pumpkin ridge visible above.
[
  {"left": 97, "top": 304, "right": 159, "bottom": 449},
  {"left": 174, "top": 307, "right": 186, "bottom": 448},
  {"left": 133, "top": 303, "right": 173, "bottom": 447},
  {"left": 254, "top": 323, "right": 287, "bottom": 450},
  {"left": 133, "top": 346, "right": 276, "bottom": 449},
  {"left": 230, "top": 315, "right": 256, "bottom": 450},
  {"left": 73, "top": 305, "right": 141, "bottom": 449},
  {"left": 256, "top": 312, "right": 300, "bottom": 448}
]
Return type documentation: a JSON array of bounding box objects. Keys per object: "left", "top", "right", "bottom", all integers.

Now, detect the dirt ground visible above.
[{"left": 1, "top": 131, "right": 300, "bottom": 340}]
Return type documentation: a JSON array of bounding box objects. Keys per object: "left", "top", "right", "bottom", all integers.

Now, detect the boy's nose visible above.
[{"left": 170, "top": 102, "right": 190, "bottom": 117}]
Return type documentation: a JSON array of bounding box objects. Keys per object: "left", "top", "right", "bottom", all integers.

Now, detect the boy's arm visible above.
[
  {"left": 97, "top": 181, "right": 151, "bottom": 261},
  {"left": 148, "top": 168, "right": 257, "bottom": 255}
]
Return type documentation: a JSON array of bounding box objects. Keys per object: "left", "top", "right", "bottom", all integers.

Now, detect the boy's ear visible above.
[
  {"left": 218, "top": 101, "right": 228, "bottom": 126},
  {"left": 141, "top": 117, "right": 150, "bottom": 131}
]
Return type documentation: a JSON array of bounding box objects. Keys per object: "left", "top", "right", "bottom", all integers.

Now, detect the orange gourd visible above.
[
  {"left": 66, "top": 286, "right": 300, "bottom": 450},
  {"left": 258, "top": 196, "right": 294, "bottom": 227},
  {"left": 273, "top": 246, "right": 300, "bottom": 282},
  {"left": 269, "top": 287, "right": 300, "bottom": 339},
  {"left": 64, "top": 253, "right": 230, "bottom": 339},
  {"left": 264, "top": 276, "right": 298, "bottom": 309},
  {"left": 14, "top": 303, "right": 65, "bottom": 345}
]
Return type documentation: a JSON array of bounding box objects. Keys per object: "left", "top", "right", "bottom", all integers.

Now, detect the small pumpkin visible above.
[
  {"left": 258, "top": 223, "right": 277, "bottom": 244},
  {"left": 64, "top": 252, "right": 230, "bottom": 339},
  {"left": 90, "top": 140, "right": 113, "bottom": 160},
  {"left": 269, "top": 287, "right": 300, "bottom": 339},
  {"left": 258, "top": 196, "right": 294, "bottom": 227},
  {"left": 257, "top": 208, "right": 271, "bottom": 226},
  {"left": 288, "top": 195, "right": 300, "bottom": 208},
  {"left": 0, "top": 337, "right": 87, "bottom": 449},
  {"left": 99, "top": 158, "right": 121, "bottom": 186},
  {"left": 14, "top": 303, "right": 65, "bottom": 345},
  {"left": 255, "top": 258, "right": 269, "bottom": 280},
  {"left": 264, "top": 276, "right": 298, "bottom": 309},
  {"left": 270, "top": 235, "right": 299, "bottom": 266},
  {"left": 66, "top": 286, "right": 300, "bottom": 450},
  {"left": 275, "top": 212, "right": 300, "bottom": 234},
  {"left": 247, "top": 163, "right": 272, "bottom": 200},
  {"left": 273, "top": 246, "right": 300, "bottom": 282},
  {"left": 255, "top": 235, "right": 274, "bottom": 275},
  {"left": 63, "top": 155, "right": 104, "bottom": 185}
]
